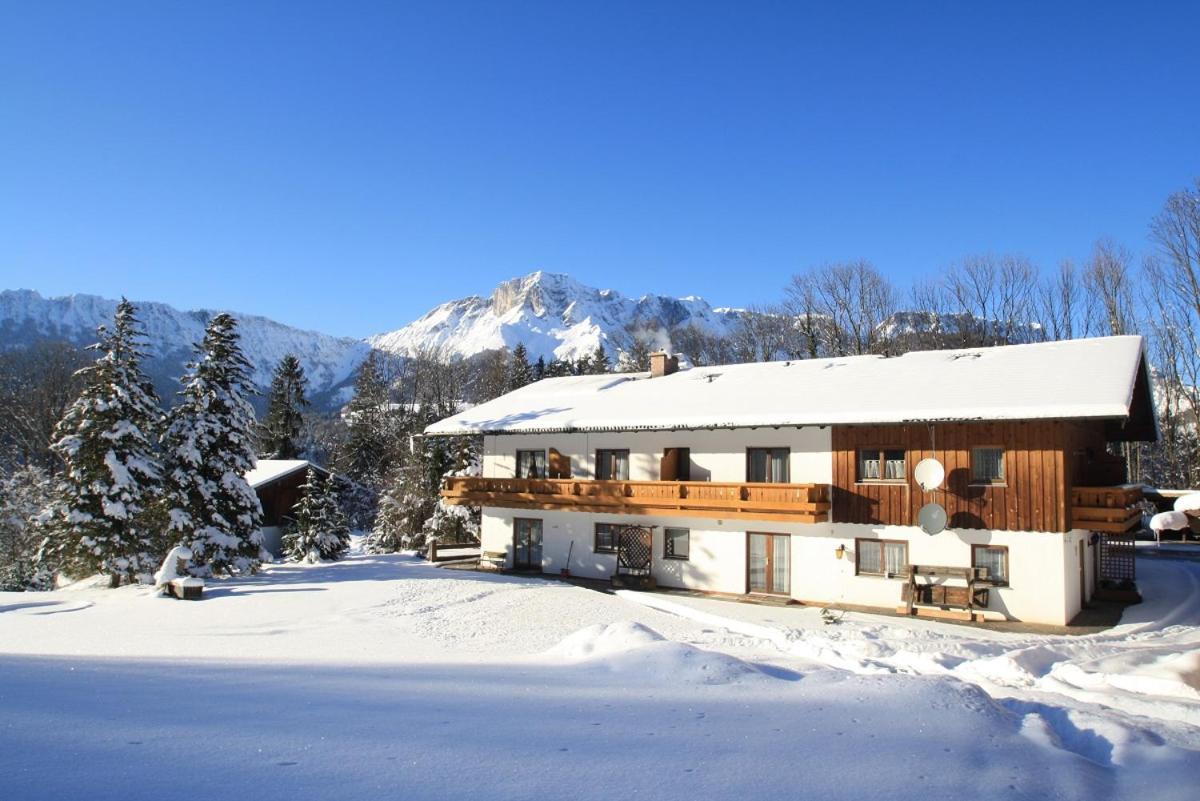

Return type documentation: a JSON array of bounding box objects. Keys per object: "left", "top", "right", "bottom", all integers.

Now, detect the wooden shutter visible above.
[
  {"left": 660, "top": 448, "right": 678, "bottom": 481},
  {"left": 548, "top": 448, "right": 571, "bottom": 479},
  {"left": 661, "top": 448, "right": 690, "bottom": 481}
]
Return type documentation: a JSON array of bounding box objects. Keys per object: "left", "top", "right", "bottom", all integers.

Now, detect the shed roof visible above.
[
  {"left": 244, "top": 459, "right": 328, "bottom": 489},
  {"left": 424, "top": 335, "right": 1156, "bottom": 439}
]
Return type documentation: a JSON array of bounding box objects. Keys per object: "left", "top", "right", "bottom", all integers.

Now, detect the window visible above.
[
  {"left": 973, "top": 545, "right": 1008, "bottom": 585},
  {"left": 595, "top": 449, "right": 630, "bottom": 480},
  {"left": 857, "top": 448, "right": 906, "bottom": 482},
  {"left": 747, "top": 448, "right": 790, "bottom": 482},
  {"left": 594, "top": 523, "right": 618, "bottom": 553},
  {"left": 664, "top": 528, "right": 690, "bottom": 560},
  {"left": 971, "top": 447, "right": 1005, "bottom": 484},
  {"left": 855, "top": 539, "right": 908, "bottom": 578},
  {"left": 515, "top": 450, "right": 547, "bottom": 479}
]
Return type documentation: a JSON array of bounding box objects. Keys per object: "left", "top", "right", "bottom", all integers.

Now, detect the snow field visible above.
[{"left": 1, "top": 544, "right": 1199, "bottom": 800}]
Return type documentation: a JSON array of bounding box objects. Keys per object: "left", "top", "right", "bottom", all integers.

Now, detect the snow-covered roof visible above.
[
  {"left": 244, "top": 460, "right": 327, "bottom": 489},
  {"left": 425, "top": 336, "right": 1153, "bottom": 436}
]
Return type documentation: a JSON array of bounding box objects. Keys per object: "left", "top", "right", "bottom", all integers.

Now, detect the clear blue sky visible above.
[{"left": 2, "top": 1, "right": 1197, "bottom": 338}]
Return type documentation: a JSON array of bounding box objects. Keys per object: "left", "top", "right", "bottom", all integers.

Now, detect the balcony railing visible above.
[
  {"left": 441, "top": 476, "right": 830, "bottom": 524},
  {"left": 1071, "top": 485, "right": 1144, "bottom": 533}
]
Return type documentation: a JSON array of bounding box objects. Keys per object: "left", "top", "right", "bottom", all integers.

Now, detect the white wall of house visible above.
[
  {"left": 480, "top": 506, "right": 1093, "bottom": 626},
  {"left": 481, "top": 427, "right": 833, "bottom": 484}
]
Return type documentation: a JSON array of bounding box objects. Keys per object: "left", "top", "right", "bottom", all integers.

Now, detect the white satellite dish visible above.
[
  {"left": 918, "top": 502, "right": 947, "bottom": 535},
  {"left": 914, "top": 458, "right": 945, "bottom": 492}
]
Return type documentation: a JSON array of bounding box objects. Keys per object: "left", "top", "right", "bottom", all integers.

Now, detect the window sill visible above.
[
  {"left": 968, "top": 482, "right": 1007, "bottom": 488},
  {"left": 663, "top": 555, "right": 689, "bottom": 561},
  {"left": 855, "top": 481, "right": 907, "bottom": 486},
  {"left": 855, "top": 573, "right": 907, "bottom": 580},
  {"left": 594, "top": 549, "right": 616, "bottom": 555}
]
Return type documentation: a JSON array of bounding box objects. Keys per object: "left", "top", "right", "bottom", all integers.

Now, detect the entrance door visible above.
[
  {"left": 514, "top": 519, "right": 543, "bottom": 570},
  {"left": 748, "top": 533, "right": 791, "bottom": 595}
]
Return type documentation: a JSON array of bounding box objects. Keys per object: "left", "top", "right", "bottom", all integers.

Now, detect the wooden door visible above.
[{"left": 748, "top": 533, "right": 791, "bottom": 595}]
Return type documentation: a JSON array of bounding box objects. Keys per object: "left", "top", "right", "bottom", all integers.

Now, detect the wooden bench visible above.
[{"left": 898, "top": 565, "right": 990, "bottom": 621}]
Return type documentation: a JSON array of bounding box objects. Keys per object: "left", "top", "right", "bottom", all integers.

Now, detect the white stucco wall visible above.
[
  {"left": 481, "top": 427, "right": 832, "bottom": 484},
  {"left": 481, "top": 507, "right": 1091, "bottom": 626}
]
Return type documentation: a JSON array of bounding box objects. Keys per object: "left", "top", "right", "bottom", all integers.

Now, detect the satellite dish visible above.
[
  {"left": 914, "top": 458, "right": 945, "bottom": 492},
  {"left": 918, "top": 502, "right": 947, "bottom": 535}
]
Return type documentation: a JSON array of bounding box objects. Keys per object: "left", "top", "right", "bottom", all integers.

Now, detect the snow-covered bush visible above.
[
  {"left": 0, "top": 464, "right": 56, "bottom": 591},
  {"left": 282, "top": 468, "right": 350, "bottom": 563},
  {"left": 421, "top": 500, "right": 480, "bottom": 546},
  {"left": 364, "top": 463, "right": 435, "bottom": 552}
]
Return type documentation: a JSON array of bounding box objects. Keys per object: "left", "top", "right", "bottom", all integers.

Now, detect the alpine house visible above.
[{"left": 424, "top": 336, "right": 1156, "bottom": 625}]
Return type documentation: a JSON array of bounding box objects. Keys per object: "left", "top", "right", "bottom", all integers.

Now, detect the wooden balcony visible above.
[
  {"left": 1071, "top": 485, "right": 1144, "bottom": 533},
  {"left": 441, "top": 476, "right": 830, "bottom": 524}
]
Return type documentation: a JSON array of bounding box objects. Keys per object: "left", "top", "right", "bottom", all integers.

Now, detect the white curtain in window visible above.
[
  {"left": 772, "top": 535, "right": 790, "bottom": 591},
  {"left": 976, "top": 547, "right": 1006, "bottom": 582},
  {"left": 858, "top": 540, "right": 882, "bottom": 573},
  {"left": 884, "top": 452, "right": 905, "bottom": 480},
  {"left": 974, "top": 449, "right": 1003, "bottom": 481},
  {"left": 771, "top": 450, "right": 788, "bottom": 482},
  {"left": 884, "top": 542, "right": 908, "bottom": 576}
]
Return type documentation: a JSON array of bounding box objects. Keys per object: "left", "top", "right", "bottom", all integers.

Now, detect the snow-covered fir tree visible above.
[
  {"left": 161, "top": 313, "right": 265, "bottom": 576},
  {"left": 282, "top": 468, "right": 350, "bottom": 563},
  {"left": 38, "top": 299, "right": 164, "bottom": 587},
  {"left": 259, "top": 354, "right": 309, "bottom": 459},
  {"left": 590, "top": 344, "right": 611, "bottom": 374},
  {"left": 364, "top": 459, "right": 437, "bottom": 552},
  {"left": 507, "top": 343, "right": 533, "bottom": 391},
  {"left": 0, "top": 463, "right": 56, "bottom": 590},
  {"left": 339, "top": 351, "right": 392, "bottom": 489}
]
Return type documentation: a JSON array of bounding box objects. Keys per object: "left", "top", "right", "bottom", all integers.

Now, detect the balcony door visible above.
[
  {"left": 513, "top": 518, "right": 543, "bottom": 571},
  {"left": 748, "top": 533, "right": 790, "bottom": 595}
]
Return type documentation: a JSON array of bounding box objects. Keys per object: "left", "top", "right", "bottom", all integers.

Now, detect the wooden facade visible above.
[
  {"left": 255, "top": 466, "right": 327, "bottom": 528},
  {"left": 442, "top": 476, "right": 830, "bottom": 524},
  {"left": 831, "top": 420, "right": 1138, "bottom": 533}
]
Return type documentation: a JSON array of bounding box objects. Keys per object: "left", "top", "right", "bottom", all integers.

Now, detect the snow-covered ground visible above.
[{"left": 2, "top": 544, "right": 1198, "bottom": 800}]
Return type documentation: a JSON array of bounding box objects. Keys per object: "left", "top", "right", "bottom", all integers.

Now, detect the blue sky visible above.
[{"left": 1, "top": 1, "right": 1197, "bottom": 338}]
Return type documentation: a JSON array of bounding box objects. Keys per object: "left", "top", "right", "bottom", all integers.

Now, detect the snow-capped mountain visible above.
[
  {"left": 0, "top": 289, "right": 372, "bottom": 406},
  {"left": 367, "top": 271, "right": 743, "bottom": 362}
]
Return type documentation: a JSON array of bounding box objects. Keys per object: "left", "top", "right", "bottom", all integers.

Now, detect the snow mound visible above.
[
  {"left": 1152, "top": 511, "right": 1190, "bottom": 532},
  {"left": 1174, "top": 492, "right": 1200, "bottom": 513},
  {"left": 549, "top": 621, "right": 761, "bottom": 685}
]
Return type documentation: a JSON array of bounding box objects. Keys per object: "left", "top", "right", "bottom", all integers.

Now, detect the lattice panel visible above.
[
  {"left": 1099, "top": 535, "right": 1136, "bottom": 583},
  {"left": 616, "top": 526, "right": 653, "bottom": 574}
]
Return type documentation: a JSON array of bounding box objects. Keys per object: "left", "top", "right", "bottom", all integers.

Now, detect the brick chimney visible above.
[{"left": 649, "top": 351, "right": 679, "bottom": 378}]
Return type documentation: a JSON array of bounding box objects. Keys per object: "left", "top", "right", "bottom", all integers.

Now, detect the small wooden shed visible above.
[{"left": 244, "top": 460, "right": 330, "bottom": 557}]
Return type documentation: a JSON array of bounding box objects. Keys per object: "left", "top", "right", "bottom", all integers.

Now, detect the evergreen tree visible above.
[
  {"left": 543, "top": 358, "right": 570, "bottom": 378},
  {"left": 260, "top": 354, "right": 309, "bottom": 459},
  {"left": 161, "top": 313, "right": 265, "bottom": 577},
  {"left": 621, "top": 339, "right": 653, "bottom": 373},
  {"left": 572, "top": 354, "right": 591, "bottom": 375},
  {"left": 339, "top": 351, "right": 392, "bottom": 490},
  {"left": 282, "top": 468, "right": 350, "bottom": 562},
  {"left": 38, "top": 299, "right": 163, "bottom": 587},
  {"left": 590, "top": 344, "right": 611, "bottom": 374},
  {"left": 534, "top": 355, "right": 546, "bottom": 381},
  {"left": 364, "top": 461, "right": 436, "bottom": 552},
  {"left": 507, "top": 343, "right": 534, "bottom": 391}
]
